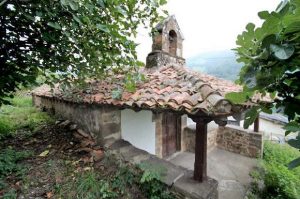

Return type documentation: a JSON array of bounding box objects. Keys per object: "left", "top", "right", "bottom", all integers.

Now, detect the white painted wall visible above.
[
  {"left": 187, "top": 118, "right": 218, "bottom": 132},
  {"left": 240, "top": 119, "right": 285, "bottom": 137},
  {"left": 121, "top": 109, "right": 156, "bottom": 154},
  {"left": 188, "top": 116, "right": 286, "bottom": 138}
]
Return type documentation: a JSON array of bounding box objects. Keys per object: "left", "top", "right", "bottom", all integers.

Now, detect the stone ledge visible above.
[
  {"left": 141, "top": 156, "right": 187, "bottom": 186},
  {"left": 223, "top": 124, "right": 261, "bottom": 135},
  {"left": 173, "top": 171, "right": 218, "bottom": 199}
]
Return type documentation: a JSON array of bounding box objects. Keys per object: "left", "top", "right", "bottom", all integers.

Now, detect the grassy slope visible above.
[{"left": 0, "top": 94, "right": 53, "bottom": 139}]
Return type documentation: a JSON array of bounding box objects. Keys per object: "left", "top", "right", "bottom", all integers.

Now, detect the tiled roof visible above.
[{"left": 33, "top": 65, "right": 243, "bottom": 116}]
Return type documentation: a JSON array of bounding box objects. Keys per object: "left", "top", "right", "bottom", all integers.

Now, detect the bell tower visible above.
[{"left": 146, "top": 15, "right": 185, "bottom": 68}]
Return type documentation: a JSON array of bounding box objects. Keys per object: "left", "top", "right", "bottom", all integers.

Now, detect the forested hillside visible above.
[{"left": 186, "top": 50, "right": 242, "bottom": 81}]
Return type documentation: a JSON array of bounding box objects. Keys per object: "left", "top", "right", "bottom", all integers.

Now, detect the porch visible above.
[{"left": 167, "top": 148, "right": 257, "bottom": 199}]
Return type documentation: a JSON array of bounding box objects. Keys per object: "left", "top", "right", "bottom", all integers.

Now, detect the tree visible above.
[
  {"left": 0, "top": 0, "right": 167, "bottom": 104},
  {"left": 226, "top": 0, "right": 300, "bottom": 168}
]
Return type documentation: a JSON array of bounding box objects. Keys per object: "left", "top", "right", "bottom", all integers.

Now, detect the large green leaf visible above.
[
  {"left": 225, "top": 92, "right": 249, "bottom": 104},
  {"left": 69, "top": 1, "right": 79, "bottom": 10},
  {"left": 288, "top": 157, "right": 300, "bottom": 169},
  {"left": 243, "top": 69, "right": 257, "bottom": 89},
  {"left": 261, "top": 34, "right": 277, "bottom": 48},
  {"left": 270, "top": 44, "right": 295, "bottom": 60},
  {"left": 258, "top": 11, "right": 270, "bottom": 19},
  {"left": 97, "top": 0, "right": 105, "bottom": 8},
  {"left": 246, "top": 23, "right": 255, "bottom": 33},
  {"left": 284, "top": 121, "right": 300, "bottom": 132},
  {"left": 47, "top": 22, "right": 61, "bottom": 30},
  {"left": 285, "top": 22, "right": 300, "bottom": 34},
  {"left": 288, "top": 134, "right": 300, "bottom": 149},
  {"left": 96, "top": 24, "right": 110, "bottom": 33},
  {"left": 243, "top": 107, "right": 259, "bottom": 129},
  {"left": 60, "top": 0, "right": 69, "bottom": 6},
  {"left": 276, "top": 0, "right": 289, "bottom": 12},
  {"left": 72, "top": 15, "right": 82, "bottom": 25}
]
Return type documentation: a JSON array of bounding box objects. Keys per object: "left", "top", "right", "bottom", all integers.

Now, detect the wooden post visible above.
[
  {"left": 254, "top": 116, "right": 259, "bottom": 132},
  {"left": 191, "top": 117, "right": 212, "bottom": 182}
]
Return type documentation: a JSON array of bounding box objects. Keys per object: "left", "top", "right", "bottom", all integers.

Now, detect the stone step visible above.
[{"left": 107, "top": 139, "right": 218, "bottom": 199}]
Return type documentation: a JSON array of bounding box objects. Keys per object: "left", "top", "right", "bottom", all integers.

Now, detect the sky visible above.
[{"left": 135, "top": 0, "right": 282, "bottom": 61}]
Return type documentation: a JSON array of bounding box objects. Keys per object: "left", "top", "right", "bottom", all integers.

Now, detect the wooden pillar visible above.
[
  {"left": 254, "top": 117, "right": 259, "bottom": 132},
  {"left": 191, "top": 117, "right": 212, "bottom": 182}
]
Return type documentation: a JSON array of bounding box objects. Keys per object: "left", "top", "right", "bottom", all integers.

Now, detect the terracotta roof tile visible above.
[{"left": 33, "top": 65, "right": 243, "bottom": 116}]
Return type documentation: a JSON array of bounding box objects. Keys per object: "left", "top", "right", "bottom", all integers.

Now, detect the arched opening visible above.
[{"left": 168, "top": 30, "right": 177, "bottom": 56}]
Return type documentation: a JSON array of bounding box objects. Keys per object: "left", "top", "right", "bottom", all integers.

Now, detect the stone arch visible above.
[{"left": 168, "top": 30, "right": 177, "bottom": 56}]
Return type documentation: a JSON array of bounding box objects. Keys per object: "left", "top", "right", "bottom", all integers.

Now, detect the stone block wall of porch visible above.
[
  {"left": 182, "top": 124, "right": 217, "bottom": 153},
  {"left": 182, "top": 124, "right": 263, "bottom": 158},
  {"left": 217, "top": 125, "right": 263, "bottom": 158},
  {"left": 32, "top": 95, "right": 121, "bottom": 145}
]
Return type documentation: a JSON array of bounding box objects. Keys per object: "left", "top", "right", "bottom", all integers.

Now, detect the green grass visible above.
[
  {"left": 55, "top": 155, "right": 175, "bottom": 199},
  {"left": 262, "top": 142, "right": 300, "bottom": 199},
  {"left": 249, "top": 141, "right": 300, "bottom": 199},
  {"left": 0, "top": 94, "right": 53, "bottom": 139},
  {"left": 0, "top": 148, "right": 32, "bottom": 198},
  {"left": 0, "top": 148, "right": 32, "bottom": 179}
]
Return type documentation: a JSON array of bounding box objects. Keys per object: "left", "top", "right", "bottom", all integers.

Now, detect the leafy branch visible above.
[{"left": 226, "top": 0, "right": 300, "bottom": 167}]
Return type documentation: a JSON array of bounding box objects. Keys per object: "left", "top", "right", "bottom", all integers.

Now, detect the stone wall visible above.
[
  {"left": 152, "top": 16, "right": 183, "bottom": 57},
  {"left": 146, "top": 51, "right": 185, "bottom": 68},
  {"left": 32, "top": 95, "right": 121, "bottom": 145},
  {"left": 181, "top": 124, "right": 263, "bottom": 158},
  {"left": 182, "top": 124, "right": 218, "bottom": 153},
  {"left": 216, "top": 125, "right": 263, "bottom": 158}
]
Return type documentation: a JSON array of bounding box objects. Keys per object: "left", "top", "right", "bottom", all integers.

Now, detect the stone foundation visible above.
[
  {"left": 32, "top": 95, "right": 121, "bottom": 145},
  {"left": 182, "top": 124, "right": 263, "bottom": 158}
]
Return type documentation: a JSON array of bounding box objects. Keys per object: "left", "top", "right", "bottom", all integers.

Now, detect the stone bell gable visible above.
[{"left": 146, "top": 15, "right": 185, "bottom": 68}]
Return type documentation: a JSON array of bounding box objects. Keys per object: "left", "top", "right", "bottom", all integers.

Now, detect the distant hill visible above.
[{"left": 186, "top": 50, "right": 243, "bottom": 81}]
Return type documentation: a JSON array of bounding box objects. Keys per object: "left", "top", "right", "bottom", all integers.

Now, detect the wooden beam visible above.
[
  {"left": 254, "top": 116, "right": 259, "bottom": 132},
  {"left": 190, "top": 117, "right": 212, "bottom": 182},
  {"left": 176, "top": 115, "right": 181, "bottom": 151}
]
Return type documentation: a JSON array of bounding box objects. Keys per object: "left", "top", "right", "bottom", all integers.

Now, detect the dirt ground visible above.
[{"left": 0, "top": 121, "right": 148, "bottom": 199}]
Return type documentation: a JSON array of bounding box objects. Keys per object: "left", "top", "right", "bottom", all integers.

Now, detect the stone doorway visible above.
[{"left": 162, "top": 113, "right": 181, "bottom": 157}]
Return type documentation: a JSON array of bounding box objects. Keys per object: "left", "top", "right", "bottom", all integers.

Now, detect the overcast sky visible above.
[{"left": 135, "top": 0, "right": 282, "bottom": 61}]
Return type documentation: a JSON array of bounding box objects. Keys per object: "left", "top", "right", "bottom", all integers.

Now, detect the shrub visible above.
[
  {"left": 263, "top": 163, "right": 299, "bottom": 199},
  {"left": 250, "top": 142, "right": 300, "bottom": 199},
  {"left": 138, "top": 163, "right": 173, "bottom": 199},
  {"left": 263, "top": 142, "right": 300, "bottom": 166}
]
